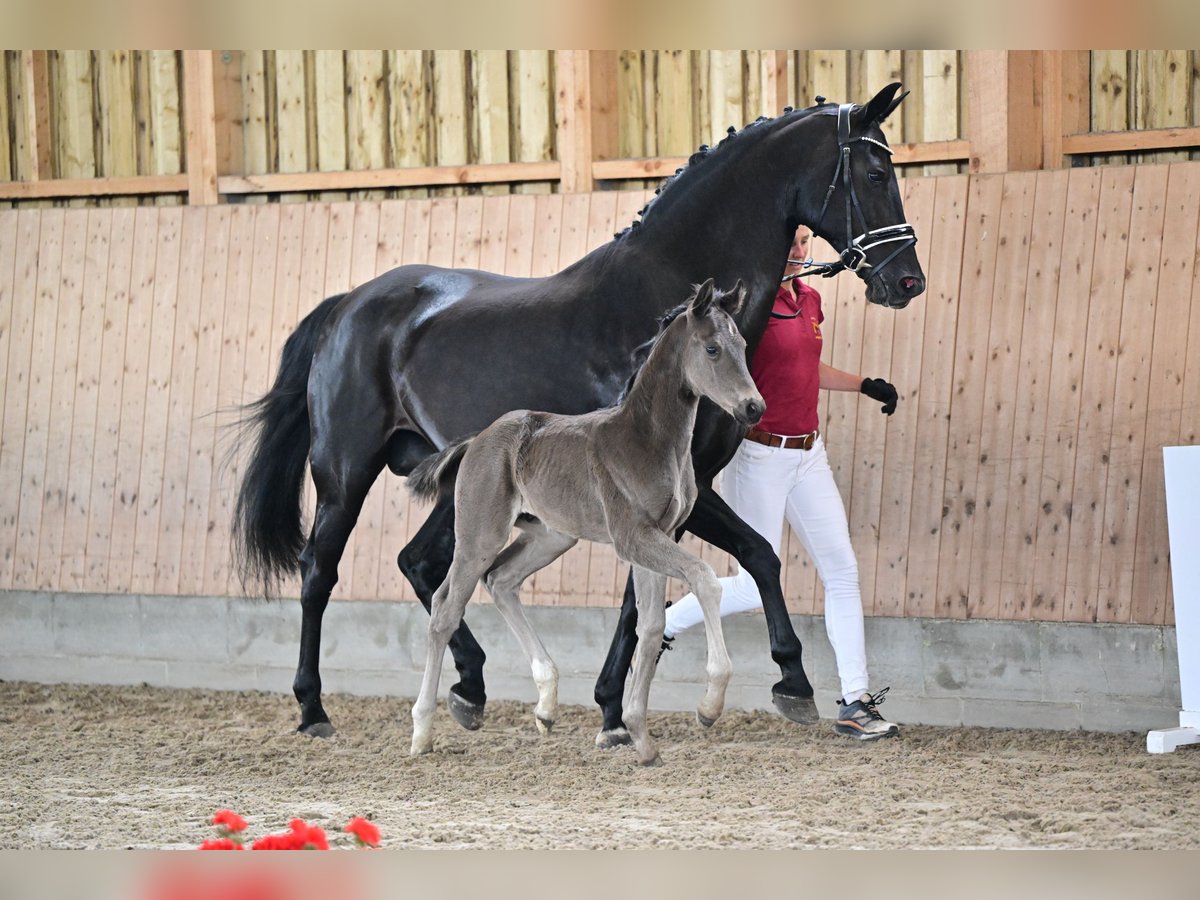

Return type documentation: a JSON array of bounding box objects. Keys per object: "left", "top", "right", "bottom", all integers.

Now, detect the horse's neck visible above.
[{"left": 614, "top": 324, "right": 698, "bottom": 459}]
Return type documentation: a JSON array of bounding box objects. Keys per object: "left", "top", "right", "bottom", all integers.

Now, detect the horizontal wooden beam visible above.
[
  {"left": 1063, "top": 126, "right": 1200, "bottom": 155},
  {"left": 218, "top": 161, "right": 561, "bottom": 194},
  {"left": 891, "top": 140, "right": 972, "bottom": 164},
  {"left": 0, "top": 174, "right": 188, "bottom": 198}
]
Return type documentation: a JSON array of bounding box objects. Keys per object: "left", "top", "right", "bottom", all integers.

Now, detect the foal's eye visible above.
[
  {"left": 705, "top": 345, "right": 720, "bottom": 358},
  {"left": 868, "top": 170, "right": 885, "bottom": 184}
]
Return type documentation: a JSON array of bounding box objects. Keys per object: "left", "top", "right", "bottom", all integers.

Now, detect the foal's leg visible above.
[
  {"left": 397, "top": 496, "right": 490, "bottom": 730},
  {"left": 619, "top": 528, "right": 732, "bottom": 732},
  {"left": 483, "top": 525, "right": 578, "bottom": 734},
  {"left": 622, "top": 565, "right": 668, "bottom": 766}
]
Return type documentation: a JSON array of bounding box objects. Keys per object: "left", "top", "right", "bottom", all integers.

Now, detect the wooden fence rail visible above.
[
  {"left": 2, "top": 163, "right": 1198, "bottom": 625},
  {"left": 3, "top": 51, "right": 1200, "bottom": 205}
]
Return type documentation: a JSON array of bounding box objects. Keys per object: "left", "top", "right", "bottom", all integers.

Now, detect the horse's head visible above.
[
  {"left": 791, "top": 83, "right": 926, "bottom": 309},
  {"left": 683, "top": 279, "right": 764, "bottom": 426}
]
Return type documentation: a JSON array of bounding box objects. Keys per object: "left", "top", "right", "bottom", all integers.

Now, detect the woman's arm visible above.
[{"left": 818, "top": 362, "right": 867, "bottom": 392}]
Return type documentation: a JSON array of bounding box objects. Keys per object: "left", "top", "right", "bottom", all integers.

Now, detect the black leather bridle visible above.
[{"left": 784, "top": 102, "right": 917, "bottom": 285}]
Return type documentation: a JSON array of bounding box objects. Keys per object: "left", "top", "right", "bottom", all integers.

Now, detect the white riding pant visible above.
[{"left": 663, "top": 436, "right": 869, "bottom": 701}]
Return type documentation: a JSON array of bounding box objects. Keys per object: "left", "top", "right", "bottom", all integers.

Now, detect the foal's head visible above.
[{"left": 681, "top": 279, "right": 764, "bottom": 427}]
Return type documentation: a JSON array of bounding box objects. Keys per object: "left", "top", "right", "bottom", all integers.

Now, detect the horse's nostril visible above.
[{"left": 901, "top": 276, "right": 916, "bottom": 291}]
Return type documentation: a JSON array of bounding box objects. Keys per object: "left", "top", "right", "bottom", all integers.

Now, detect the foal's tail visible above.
[
  {"left": 232, "top": 293, "right": 346, "bottom": 596},
  {"left": 407, "top": 436, "right": 475, "bottom": 503}
]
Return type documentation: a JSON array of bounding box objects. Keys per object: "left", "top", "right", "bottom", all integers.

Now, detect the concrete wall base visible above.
[{"left": 0, "top": 591, "right": 1180, "bottom": 733}]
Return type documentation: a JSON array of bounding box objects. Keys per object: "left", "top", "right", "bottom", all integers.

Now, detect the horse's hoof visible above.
[
  {"left": 772, "top": 690, "right": 820, "bottom": 725},
  {"left": 594, "top": 727, "right": 633, "bottom": 750},
  {"left": 447, "top": 690, "right": 485, "bottom": 731},
  {"left": 696, "top": 711, "right": 717, "bottom": 729},
  {"left": 410, "top": 740, "right": 433, "bottom": 757},
  {"left": 535, "top": 715, "right": 554, "bottom": 736},
  {"left": 298, "top": 721, "right": 336, "bottom": 739},
  {"left": 638, "top": 752, "right": 662, "bottom": 767}
]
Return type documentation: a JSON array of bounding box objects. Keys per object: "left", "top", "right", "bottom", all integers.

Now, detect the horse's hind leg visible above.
[
  {"left": 294, "top": 459, "right": 383, "bottom": 736},
  {"left": 593, "top": 572, "right": 638, "bottom": 748},
  {"left": 483, "top": 525, "right": 578, "bottom": 734},
  {"left": 397, "top": 496, "right": 490, "bottom": 730},
  {"left": 623, "top": 565, "right": 668, "bottom": 766}
]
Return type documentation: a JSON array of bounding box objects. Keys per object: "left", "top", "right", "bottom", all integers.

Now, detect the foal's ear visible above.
[
  {"left": 719, "top": 279, "right": 746, "bottom": 316},
  {"left": 690, "top": 278, "right": 716, "bottom": 317},
  {"left": 862, "top": 82, "right": 906, "bottom": 125}
]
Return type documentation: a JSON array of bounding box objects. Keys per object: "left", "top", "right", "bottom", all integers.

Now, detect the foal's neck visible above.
[{"left": 616, "top": 319, "right": 698, "bottom": 454}]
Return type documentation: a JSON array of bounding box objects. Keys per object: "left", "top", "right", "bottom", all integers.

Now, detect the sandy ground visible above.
[{"left": 2, "top": 680, "right": 1197, "bottom": 850}]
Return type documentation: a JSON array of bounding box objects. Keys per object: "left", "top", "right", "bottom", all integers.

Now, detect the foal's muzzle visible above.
[{"left": 735, "top": 398, "right": 764, "bottom": 426}]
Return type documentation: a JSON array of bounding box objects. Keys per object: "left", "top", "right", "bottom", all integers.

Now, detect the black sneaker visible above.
[{"left": 835, "top": 687, "right": 900, "bottom": 741}]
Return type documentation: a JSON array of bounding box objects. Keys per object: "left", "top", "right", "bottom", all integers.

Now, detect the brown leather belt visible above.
[{"left": 745, "top": 427, "right": 819, "bottom": 450}]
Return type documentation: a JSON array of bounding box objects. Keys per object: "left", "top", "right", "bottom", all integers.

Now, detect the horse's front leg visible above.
[
  {"left": 683, "top": 485, "right": 818, "bottom": 724},
  {"left": 398, "top": 495, "right": 489, "bottom": 730}
]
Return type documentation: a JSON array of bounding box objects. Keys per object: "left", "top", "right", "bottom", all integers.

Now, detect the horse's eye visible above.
[
  {"left": 868, "top": 170, "right": 885, "bottom": 184},
  {"left": 705, "top": 345, "right": 719, "bottom": 358}
]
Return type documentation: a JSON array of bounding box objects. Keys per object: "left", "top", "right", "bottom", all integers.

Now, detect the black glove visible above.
[{"left": 861, "top": 377, "right": 898, "bottom": 415}]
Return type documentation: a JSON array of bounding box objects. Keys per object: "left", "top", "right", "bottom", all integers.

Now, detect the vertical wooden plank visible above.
[
  {"left": 153, "top": 207, "right": 206, "bottom": 595},
  {"left": 554, "top": 50, "right": 594, "bottom": 193},
  {"left": 274, "top": 49, "right": 308, "bottom": 174},
  {"left": 966, "top": 50, "right": 1043, "bottom": 173},
  {"left": 96, "top": 50, "right": 138, "bottom": 203},
  {"left": 1090, "top": 50, "right": 1130, "bottom": 166},
  {"left": 995, "top": 169, "right": 1070, "bottom": 620},
  {"left": 83, "top": 207, "right": 136, "bottom": 590},
  {"left": 708, "top": 50, "right": 744, "bottom": 141},
  {"left": 388, "top": 51, "right": 430, "bottom": 199},
  {"left": 211, "top": 50, "right": 243, "bottom": 178},
  {"left": 146, "top": 50, "right": 183, "bottom": 177},
  {"left": 478, "top": 194, "right": 511, "bottom": 274},
  {"left": 810, "top": 50, "right": 849, "bottom": 105},
  {"left": 0, "top": 211, "right": 42, "bottom": 585},
  {"left": 129, "top": 208, "right": 183, "bottom": 593},
  {"left": 177, "top": 207, "right": 230, "bottom": 595},
  {"left": 503, "top": 193, "right": 537, "bottom": 277},
  {"left": 1139, "top": 51, "right": 1191, "bottom": 163},
  {"left": 0, "top": 210, "right": 22, "bottom": 509},
  {"left": 511, "top": 50, "right": 553, "bottom": 195},
  {"left": 432, "top": 50, "right": 469, "bottom": 197},
  {"left": 57, "top": 211, "right": 112, "bottom": 588},
  {"left": 655, "top": 50, "right": 693, "bottom": 155},
  {"left": 1094, "top": 165, "right": 1169, "bottom": 623},
  {"left": 616, "top": 50, "right": 646, "bottom": 159},
  {"left": 17, "top": 51, "right": 52, "bottom": 181},
  {"left": 588, "top": 50, "right": 619, "bottom": 162},
  {"left": 200, "top": 206, "right": 255, "bottom": 595},
  {"left": 239, "top": 50, "right": 270, "bottom": 177},
  {"left": 32, "top": 212, "right": 85, "bottom": 588},
  {"left": 1130, "top": 164, "right": 1200, "bottom": 625},
  {"left": 371, "top": 200, "right": 410, "bottom": 603},
  {"left": 183, "top": 50, "right": 219, "bottom": 205},
  {"left": 56, "top": 51, "right": 96, "bottom": 182},
  {"left": 345, "top": 203, "right": 387, "bottom": 599},
  {"left": 108, "top": 208, "right": 161, "bottom": 592},
  {"left": 1062, "top": 166, "right": 1136, "bottom": 622},
  {"left": 471, "top": 50, "right": 511, "bottom": 196},
  {"left": 903, "top": 175, "right": 969, "bottom": 618},
  {"left": 864, "top": 51, "right": 904, "bottom": 144},
  {"left": 935, "top": 174, "right": 1004, "bottom": 618},
  {"left": 312, "top": 50, "right": 347, "bottom": 201},
  {"left": 1029, "top": 168, "right": 1102, "bottom": 620},
  {"left": 345, "top": 50, "right": 388, "bottom": 200},
  {"left": 964, "top": 172, "right": 1037, "bottom": 620},
  {"left": 0, "top": 54, "right": 14, "bottom": 183},
  {"left": 10, "top": 210, "right": 63, "bottom": 587},
  {"left": 922, "top": 50, "right": 959, "bottom": 176},
  {"left": 450, "top": 195, "right": 484, "bottom": 268},
  {"left": 324, "top": 201, "right": 356, "bottom": 291},
  {"left": 871, "top": 176, "right": 935, "bottom": 617}
]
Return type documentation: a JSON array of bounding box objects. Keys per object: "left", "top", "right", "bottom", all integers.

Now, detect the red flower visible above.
[
  {"left": 211, "top": 810, "right": 249, "bottom": 833},
  {"left": 251, "top": 819, "right": 329, "bottom": 850},
  {"left": 344, "top": 817, "right": 381, "bottom": 848},
  {"left": 198, "top": 838, "right": 244, "bottom": 850}
]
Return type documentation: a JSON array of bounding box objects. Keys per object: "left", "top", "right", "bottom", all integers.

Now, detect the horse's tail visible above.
[
  {"left": 407, "top": 436, "right": 475, "bottom": 504},
  {"left": 232, "top": 293, "right": 346, "bottom": 596}
]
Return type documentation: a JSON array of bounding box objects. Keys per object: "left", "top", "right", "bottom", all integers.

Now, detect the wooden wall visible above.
[{"left": 3, "top": 163, "right": 1198, "bottom": 626}]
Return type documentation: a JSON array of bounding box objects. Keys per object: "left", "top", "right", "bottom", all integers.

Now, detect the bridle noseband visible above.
[{"left": 785, "top": 102, "right": 917, "bottom": 284}]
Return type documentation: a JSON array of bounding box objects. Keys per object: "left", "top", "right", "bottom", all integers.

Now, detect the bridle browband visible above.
[{"left": 784, "top": 102, "right": 917, "bottom": 284}]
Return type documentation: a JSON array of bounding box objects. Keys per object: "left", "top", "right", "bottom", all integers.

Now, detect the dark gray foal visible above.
[{"left": 407, "top": 280, "right": 763, "bottom": 765}]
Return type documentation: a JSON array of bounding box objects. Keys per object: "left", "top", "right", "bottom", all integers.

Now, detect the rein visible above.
[{"left": 784, "top": 102, "right": 917, "bottom": 284}]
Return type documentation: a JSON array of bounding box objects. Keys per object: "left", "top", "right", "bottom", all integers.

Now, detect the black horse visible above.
[{"left": 233, "top": 83, "right": 926, "bottom": 745}]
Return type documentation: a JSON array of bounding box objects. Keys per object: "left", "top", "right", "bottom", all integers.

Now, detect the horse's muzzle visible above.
[{"left": 734, "top": 398, "right": 764, "bottom": 426}]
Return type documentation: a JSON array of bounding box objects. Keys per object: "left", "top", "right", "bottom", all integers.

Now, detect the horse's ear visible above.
[
  {"left": 690, "top": 278, "right": 715, "bottom": 316},
  {"left": 862, "top": 82, "right": 905, "bottom": 125},
  {"left": 720, "top": 279, "right": 745, "bottom": 316}
]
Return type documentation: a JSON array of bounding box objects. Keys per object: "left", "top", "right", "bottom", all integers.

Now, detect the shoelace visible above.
[{"left": 861, "top": 686, "right": 890, "bottom": 720}]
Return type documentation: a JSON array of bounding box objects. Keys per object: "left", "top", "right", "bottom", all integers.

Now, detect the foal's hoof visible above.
[
  {"left": 594, "top": 727, "right": 633, "bottom": 750},
  {"left": 638, "top": 752, "right": 662, "bottom": 767},
  {"left": 447, "top": 690, "right": 485, "bottom": 731},
  {"left": 772, "top": 690, "right": 820, "bottom": 725},
  {"left": 696, "top": 711, "right": 717, "bottom": 729},
  {"left": 535, "top": 715, "right": 554, "bottom": 736},
  {"left": 298, "top": 721, "right": 337, "bottom": 739}
]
